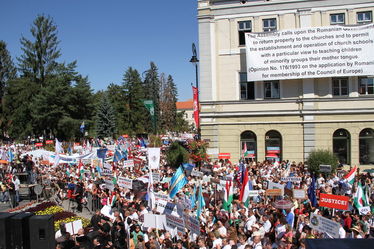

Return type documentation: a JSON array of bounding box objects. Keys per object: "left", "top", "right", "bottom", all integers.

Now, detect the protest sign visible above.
[
  {"left": 143, "top": 214, "right": 167, "bottom": 230},
  {"left": 101, "top": 169, "right": 112, "bottom": 176},
  {"left": 117, "top": 177, "right": 132, "bottom": 189},
  {"left": 309, "top": 213, "right": 340, "bottom": 238},
  {"left": 123, "top": 160, "right": 134, "bottom": 168},
  {"left": 191, "top": 170, "right": 204, "bottom": 178},
  {"left": 104, "top": 180, "right": 114, "bottom": 191},
  {"left": 319, "top": 193, "right": 349, "bottom": 210},
  {"left": 281, "top": 177, "right": 302, "bottom": 182},
  {"left": 293, "top": 189, "right": 306, "bottom": 199},
  {"left": 104, "top": 163, "right": 112, "bottom": 170},
  {"left": 148, "top": 148, "right": 160, "bottom": 169},
  {"left": 358, "top": 206, "right": 371, "bottom": 215},
  {"left": 266, "top": 189, "right": 282, "bottom": 196},
  {"left": 268, "top": 181, "right": 285, "bottom": 195},
  {"left": 248, "top": 190, "right": 260, "bottom": 197},
  {"left": 156, "top": 200, "right": 180, "bottom": 217},
  {"left": 183, "top": 214, "right": 200, "bottom": 235},
  {"left": 152, "top": 172, "right": 160, "bottom": 182},
  {"left": 166, "top": 214, "right": 185, "bottom": 234},
  {"left": 319, "top": 165, "right": 332, "bottom": 173},
  {"left": 154, "top": 193, "right": 169, "bottom": 202},
  {"left": 101, "top": 205, "right": 115, "bottom": 220}
]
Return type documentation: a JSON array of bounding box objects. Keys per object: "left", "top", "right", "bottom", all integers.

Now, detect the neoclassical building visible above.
[{"left": 197, "top": 0, "right": 374, "bottom": 165}]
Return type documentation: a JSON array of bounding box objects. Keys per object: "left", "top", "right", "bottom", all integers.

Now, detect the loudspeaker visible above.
[
  {"left": 10, "top": 212, "right": 34, "bottom": 249},
  {"left": 0, "top": 212, "right": 17, "bottom": 249},
  {"left": 29, "top": 215, "right": 55, "bottom": 249}
]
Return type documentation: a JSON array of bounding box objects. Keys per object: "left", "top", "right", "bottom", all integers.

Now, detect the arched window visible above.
[
  {"left": 333, "top": 129, "right": 351, "bottom": 165},
  {"left": 359, "top": 128, "right": 374, "bottom": 165},
  {"left": 240, "top": 131, "right": 257, "bottom": 162},
  {"left": 265, "top": 130, "right": 282, "bottom": 161}
]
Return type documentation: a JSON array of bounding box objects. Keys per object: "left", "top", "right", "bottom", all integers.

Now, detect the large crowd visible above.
[{"left": 0, "top": 137, "right": 373, "bottom": 249}]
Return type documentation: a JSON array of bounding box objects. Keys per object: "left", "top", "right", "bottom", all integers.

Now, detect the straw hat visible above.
[{"left": 350, "top": 226, "right": 361, "bottom": 233}]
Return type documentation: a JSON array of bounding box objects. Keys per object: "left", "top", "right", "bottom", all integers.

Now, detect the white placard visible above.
[
  {"left": 104, "top": 163, "right": 112, "bottom": 170},
  {"left": 123, "top": 160, "right": 134, "bottom": 168},
  {"left": 281, "top": 177, "right": 302, "bottom": 182},
  {"left": 156, "top": 200, "right": 180, "bottom": 217},
  {"left": 248, "top": 190, "right": 260, "bottom": 197},
  {"left": 101, "top": 205, "right": 115, "bottom": 220},
  {"left": 191, "top": 170, "right": 204, "bottom": 178},
  {"left": 104, "top": 180, "right": 114, "bottom": 191},
  {"left": 246, "top": 24, "right": 374, "bottom": 81},
  {"left": 148, "top": 148, "right": 160, "bottom": 169},
  {"left": 152, "top": 172, "right": 160, "bottom": 182},
  {"left": 309, "top": 213, "right": 340, "bottom": 238},
  {"left": 293, "top": 189, "right": 306, "bottom": 199},
  {"left": 117, "top": 177, "right": 132, "bottom": 189},
  {"left": 143, "top": 214, "right": 167, "bottom": 230},
  {"left": 154, "top": 193, "right": 169, "bottom": 202},
  {"left": 65, "top": 219, "right": 83, "bottom": 235},
  {"left": 358, "top": 206, "right": 371, "bottom": 215}
]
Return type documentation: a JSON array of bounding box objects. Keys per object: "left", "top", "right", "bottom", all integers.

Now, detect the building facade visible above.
[
  {"left": 176, "top": 99, "right": 195, "bottom": 126},
  {"left": 197, "top": 0, "right": 374, "bottom": 165}
]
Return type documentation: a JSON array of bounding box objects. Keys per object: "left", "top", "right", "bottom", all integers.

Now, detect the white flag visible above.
[
  {"left": 54, "top": 139, "right": 63, "bottom": 167},
  {"left": 148, "top": 169, "right": 156, "bottom": 210},
  {"left": 148, "top": 148, "right": 160, "bottom": 170}
]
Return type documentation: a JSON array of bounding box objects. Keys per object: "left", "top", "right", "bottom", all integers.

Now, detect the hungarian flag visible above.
[
  {"left": 223, "top": 180, "right": 234, "bottom": 211},
  {"left": 344, "top": 165, "right": 357, "bottom": 185},
  {"left": 239, "top": 168, "right": 250, "bottom": 206},
  {"left": 354, "top": 182, "right": 368, "bottom": 209},
  {"left": 110, "top": 193, "right": 117, "bottom": 207},
  {"left": 242, "top": 143, "right": 248, "bottom": 158}
]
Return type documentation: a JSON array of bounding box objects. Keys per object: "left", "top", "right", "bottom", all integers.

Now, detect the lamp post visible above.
[{"left": 190, "top": 43, "right": 200, "bottom": 140}]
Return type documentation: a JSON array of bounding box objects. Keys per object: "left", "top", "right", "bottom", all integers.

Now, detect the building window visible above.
[
  {"left": 330, "top": 13, "right": 345, "bottom": 25},
  {"left": 332, "top": 78, "right": 348, "bottom": 96},
  {"left": 265, "top": 130, "right": 282, "bottom": 161},
  {"left": 359, "top": 128, "right": 374, "bottom": 165},
  {"left": 240, "top": 73, "right": 255, "bottom": 100},
  {"left": 263, "top": 18, "right": 277, "bottom": 32},
  {"left": 238, "top": 20, "right": 251, "bottom": 46},
  {"left": 264, "top": 81, "right": 280, "bottom": 99},
  {"left": 333, "top": 129, "right": 351, "bottom": 165},
  {"left": 359, "top": 77, "right": 374, "bottom": 95},
  {"left": 241, "top": 131, "right": 257, "bottom": 162},
  {"left": 357, "top": 11, "right": 372, "bottom": 24}
]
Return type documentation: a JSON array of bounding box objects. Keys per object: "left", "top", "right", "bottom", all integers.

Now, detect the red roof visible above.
[{"left": 176, "top": 99, "right": 193, "bottom": 110}]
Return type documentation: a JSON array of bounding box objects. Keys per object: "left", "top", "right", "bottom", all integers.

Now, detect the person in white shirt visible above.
[
  {"left": 217, "top": 221, "right": 227, "bottom": 238},
  {"left": 262, "top": 215, "right": 272, "bottom": 233},
  {"left": 237, "top": 235, "right": 248, "bottom": 249},
  {"left": 12, "top": 176, "right": 20, "bottom": 203},
  {"left": 209, "top": 232, "right": 222, "bottom": 249},
  {"left": 244, "top": 210, "right": 257, "bottom": 233}
]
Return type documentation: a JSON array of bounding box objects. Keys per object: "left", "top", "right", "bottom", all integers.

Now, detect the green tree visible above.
[
  {"left": 306, "top": 149, "right": 338, "bottom": 175},
  {"left": 18, "top": 15, "right": 61, "bottom": 86},
  {"left": 0, "top": 41, "right": 17, "bottom": 137},
  {"left": 175, "top": 111, "right": 192, "bottom": 133},
  {"left": 160, "top": 74, "right": 177, "bottom": 132},
  {"left": 106, "top": 83, "right": 127, "bottom": 134},
  {"left": 95, "top": 93, "right": 116, "bottom": 139},
  {"left": 122, "top": 67, "right": 147, "bottom": 134},
  {"left": 166, "top": 141, "right": 189, "bottom": 169},
  {"left": 143, "top": 62, "right": 160, "bottom": 133}
]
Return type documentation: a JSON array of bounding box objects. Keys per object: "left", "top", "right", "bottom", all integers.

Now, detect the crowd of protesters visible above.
[{"left": 0, "top": 136, "right": 373, "bottom": 249}]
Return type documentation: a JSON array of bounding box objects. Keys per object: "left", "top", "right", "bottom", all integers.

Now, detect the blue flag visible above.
[
  {"left": 190, "top": 185, "right": 197, "bottom": 209},
  {"left": 80, "top": 121, "right": 85, "bottom": 133},
  {"left": 97, "top": 148, "right": 108, "bottom": 160},
  {"left": 196, "top": 183, "right": 205, "bottom": 219},
  {"left": 169, "top": 166, "right": 188, "bottom": 199},
  {"left": 182, "top": 163, "right": 195, "bottom": 172},
  {"left": 7, "top": 149, "right": 14, "bottom": 163},
  {"left": 307, "top": 175, "right": 317, "bottom": 207},
  {"left": 113, "top": 150, "right": 126, "bottom": 162}
]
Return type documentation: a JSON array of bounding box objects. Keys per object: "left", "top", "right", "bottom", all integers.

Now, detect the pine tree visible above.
[
  {"left": 18, "top": 15, "right": 61, "bottom": 86},
  {"left": 106, "top": 83, "right": 127, "bottom": 134},
  {"left": 160, "top": 74, "right": 178, "bottom": 131},
  {"left": 95, "top": 93, "right": 116, "bottom": 139},
  {"left": 143, "top": 62, "right": 160, "bottom": 133},
  {"left": 122, "top": 67, "right": 147, "bottom": 134},
  {"left": 0, "top": 41, "right": 17, "bottom": 137}
]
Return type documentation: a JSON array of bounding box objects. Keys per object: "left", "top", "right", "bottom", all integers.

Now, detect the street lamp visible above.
[{"left": 190, "top": 43, "right": 200, "bottom": 140}]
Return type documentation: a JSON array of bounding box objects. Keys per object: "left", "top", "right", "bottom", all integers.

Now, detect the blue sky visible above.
[{"left": 0, "top": 0, "right": 198, "bottom": 101}]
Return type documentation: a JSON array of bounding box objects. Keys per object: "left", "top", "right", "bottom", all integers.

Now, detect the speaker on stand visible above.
[
  {"left": 0, "top": 212, "right": 17, "bottom": 249},
  {"left": 29, "top": 215, "right": 55, "bottom": 249},
  {"left": 10, "top": 212, "right": 34, "bottom": 249}
]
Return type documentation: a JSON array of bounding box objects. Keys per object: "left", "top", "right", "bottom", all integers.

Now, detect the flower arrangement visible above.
[
  {"left": 8, "top": 201, "right": 36, "bottom": 212},
  {"left": 187, "top": 140, "right": 209, "bottom": 163},
  {"left": 35, "top": 205, "right": 64, "bottom": 215},
  {"left": 54, "top": 216, "right": 90, "bottom": 231},
  {"left": 24, "top": 201, "right": 57, "bottom": 213}
]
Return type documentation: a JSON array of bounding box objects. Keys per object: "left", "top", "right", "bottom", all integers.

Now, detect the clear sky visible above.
[{"left": 0, "top": 0, "right": 198, "bottom": 101}]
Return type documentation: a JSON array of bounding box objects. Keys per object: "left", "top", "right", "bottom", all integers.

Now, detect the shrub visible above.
[{"left": 306, "top": 149, "right": 338, "bottom": 175}]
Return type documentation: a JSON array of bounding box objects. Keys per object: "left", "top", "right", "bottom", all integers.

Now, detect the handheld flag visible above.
[
  {"left": 7, "top": 149, "right": 14, "bottom": 163},
  {"left": 148, "top": 169, "right": 156, "bottom": 210},
  {"left": 190, "top": 185, "right": 197, "bottom": 209},
  {"left": 223, "top": 180, "right": 234, "bottom": 211},
  {"left": 239, "top": 167, "right": 251, "bottom": 206},
  {"left": 354, "top": 182, "right": 369, "bottom": 209},
  {"left": 344, "top": 166, "right": 357, "bottom": 185},
  {"left": 169, "top": 166, "right": 188, "bottom": 199},
  {"left": 80, "top": 121, "right": 85, "bottom": 133},
  {"left": 307, "top": 175, "right": 317, "bottom": 207},
  {"left": 196, "top": 183, "right": 205, "bottom": 218}
]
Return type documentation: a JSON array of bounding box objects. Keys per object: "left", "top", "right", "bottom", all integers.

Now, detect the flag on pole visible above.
[
  {"left": 54, "top": 139, "right": 63, "bottom": 167},
  {"left": 239, "top": 168, "right": 250, "bottom": 206},
  {"left": 307, "top": 175, "right": 317, "bottom": 207},
  {"left": 344, "top": 165, "right": 357, "bottom": 185},
  {"left": 169, "top": 166, "right": 188, "bottom": 199},
  {"left": 242, "top": 143, "right": 248, "bottom": 158},
  {"left": 7, "top": 149, "right": 14, "bottom": 163},
  {"left": 223, "top": 180, "right": 234, "bottom": 211},
  {"left": 196, "top": 183, "right": 205, "bottom": 218},
  {"left": 192, "top": 86, "right": 200, "bottom": 128},
  {"left": 354, "top": 182, "right": 369, "bottom": 209}
]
